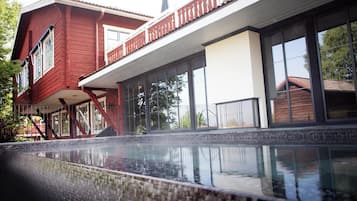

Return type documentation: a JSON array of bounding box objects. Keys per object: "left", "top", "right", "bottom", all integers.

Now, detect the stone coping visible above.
[
  {"left": 9, "top": 153, "right": 282, "bottom": 201},
  {"left": 1, "top": 125, "right": 357, "bottom": 153}
]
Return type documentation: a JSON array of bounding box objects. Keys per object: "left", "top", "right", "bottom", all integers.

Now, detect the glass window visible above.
[
  {"left": 264, "top": 22, "right": 314, "bottom": 124},
  {"left": 76, "top": 103, "right": 90, "bottom": 135},
  {"left": 17, "top": 73, "right": 22, "bottom": 92},
  {"left": 317, "top": 10, "right": 357, "bottom": 119},
  {"left": 23, "top": 63, "right": 29, "bottom": 91},
  {"left": 124, "top": 80, "right": 146, "bottom": 134},
  {"left": 17, "top": 62, "right": 29, "bottom": 95},
  {"left": 91, "top": 98, "right": 106, "bottom": 134},
  {"left": 193, "top": 67, "right": 209, "bottom": 129},
  {"left": 177, "top": 70, "right": 190, "bottom": 129},
  {"left": 61, "top": 111, "right": 70, "bottom": 136},
  {"left": 123, "top": 53, "right": 205, "bottom": 134},
  {"left": 52, "top": 112, "right": 60, "bottom": 136},
  {"left": 166, "top": 68, "right": 180, "bottom": 129},
  {"left": 105, "top": 28, "right": 129, "bottom": 51},
  {"left": 43, "top": 30, "right": 54, "bottom": 73},
  {"left": 148, "top": 65, "right": 190, "bottom": 131},
  {"left": 33, "top": 46, "right": 42, "bottom": 82}
]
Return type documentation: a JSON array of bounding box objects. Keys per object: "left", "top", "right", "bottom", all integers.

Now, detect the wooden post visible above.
[
  {"left": 82, "top": 88, "right": 119, "bottom": 135},
  {"left": 27, "top": 115, "right": 48, "bottom": 140},
  {"left": 59, "top": 98, "right": 87, "bottom": 137}
]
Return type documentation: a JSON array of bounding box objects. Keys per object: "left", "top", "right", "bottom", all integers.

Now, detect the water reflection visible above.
[{"left": 36, "top": 144, "right": 357, "bottom": 201}]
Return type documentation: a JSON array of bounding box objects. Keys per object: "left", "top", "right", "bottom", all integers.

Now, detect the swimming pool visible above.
[
  {"left": 23, "top": 143, "right": 357, "bottom": 201},
  {"left": 1, "top": 127, "right": 357, "bottom": 201}
]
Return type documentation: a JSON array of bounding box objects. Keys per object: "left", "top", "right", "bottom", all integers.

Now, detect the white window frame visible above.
[
  {"left": 103, "top": 24, "right": 132, "bottom": 64},
  {"left": 31, "top": 27, "right": 55, "bottom": 83},
  {"left": 43, "top": 29, "right": 54, "bottom": 74},
  {"left": 76, "top": 102, "right": 90, "bottom": 135},
  {"left": 52, "top": 112, "right": 60, "bottom": 136},
  {"left": 17, "top": 61, "right": 29, "bottom": 96},
  {"left": 90, "top": 97, "right": 107, "bottom": 134},
  {"left": 32, "top": 45, "right": 43, "bottom": 83},
  {"left": 51, "top": 110, "right": 70, "bottom": 137}
]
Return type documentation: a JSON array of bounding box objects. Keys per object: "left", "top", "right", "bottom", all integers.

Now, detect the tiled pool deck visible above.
[{"left": 1, "top": 125, "right": 357, "bottom": 153}]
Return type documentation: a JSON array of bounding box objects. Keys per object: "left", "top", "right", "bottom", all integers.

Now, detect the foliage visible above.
[
  {"left": 0, "top": 0, "right": 21, "bottom": 142},
  {"left": 149, "top": 75, "right": 183, "bottom": 130},
  {"left": 319, "top": 24, "right": 357, "bottom": 80},
  {"left": 133, "top": 74, "right": 185, "bottom": 134},
  {"left": 14, "top": 136, "right": 30, "bottom": 142},
  {"left": 180, "top": 111, "right": 207, "bottom": 129}
]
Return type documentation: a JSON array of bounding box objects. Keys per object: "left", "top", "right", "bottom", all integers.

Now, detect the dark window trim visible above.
[
  {"left": 122, "top": 51, "right": 206, "bottom": 134},
  {"left": 261, "top": 0, "right": 357, "bottom": 128}
]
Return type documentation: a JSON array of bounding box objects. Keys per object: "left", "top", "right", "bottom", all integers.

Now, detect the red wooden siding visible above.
[
  {"left": 107, "top": 45, "right": 124, "bottom": 64},
  {"left": 125, "top": 31, "right": 146, "bottom": 55},
  {"left": 24, "top": 5, "right": 66, "bottom": 104},
  {"left": 148, "top": 13, "right": 175, "bottom": 43},
  {"left": 15, "top": 4, "right": 147, "bottom": 105},
  {"left": 177, "top": 0, "right": 217, "bottom": 26},
  {"left": 69, "top": 7, "right": 97, "bottom": 88}
]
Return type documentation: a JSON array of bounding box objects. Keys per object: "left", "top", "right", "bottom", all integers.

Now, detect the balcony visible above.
[
  {"left": 80, "top": 0, "right": 332, "bottom": 89},
  {"left": 106, "top": 0, "right": 229, "bottom": 65}
]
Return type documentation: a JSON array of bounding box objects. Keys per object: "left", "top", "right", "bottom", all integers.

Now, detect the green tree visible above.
[
  {"left": 180, "top": 111, "right": 207, "bottom": 129},
  {"left": 319, "top": 24, "right": 357, "bottom": 80},
  {"left": 0, "top": 0, "right": 21, "bottom": 142}
]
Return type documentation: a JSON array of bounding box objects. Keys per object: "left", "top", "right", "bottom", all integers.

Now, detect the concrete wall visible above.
[{"left": 205, "top": 30, "right": 268, "bottom": 128}]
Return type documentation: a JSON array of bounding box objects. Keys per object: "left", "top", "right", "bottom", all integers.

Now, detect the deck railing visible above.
[
  {"left": 107, "top": 0, "right": 230, "bottom": 64},
  {"left": 216, "top": 98, "right": 260, "bottom": 129}
]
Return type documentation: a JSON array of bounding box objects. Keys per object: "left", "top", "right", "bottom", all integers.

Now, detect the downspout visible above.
[{"left": 96, "top": 9, "right": 105, "bottom": 70}]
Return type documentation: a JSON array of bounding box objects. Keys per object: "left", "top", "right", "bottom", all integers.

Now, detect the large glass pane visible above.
[
  {"left": 193, "top": 67, "right": 208, "bottom": 129},
  {"left": 125, "top": 83, "right": 135, "bottom": 134},
  {"left": 91, "top": 99, "right": 106, "bottom": 134},
  {"left": 61, "top": 112, "right": 70, "bottom": 136},
  {"left": 166, "top": 68, "right": 179, "bottom": 129},
  {"left": 177, "top": 71, "right": 190, "bottom": 129},
  {"left": 285, "top": 37, "right": 315, "bottom": 121},
  {"left": 149, "top": 74, "right": 160, "bottom": 131},
  {"left": 270, "top": 41, "right": 290, "bottom": 123},
  {"left": 43, "top": 31, "right": 54, "bottom": 72},
  {"left": 265, "top": 22, "right": 314, "bottom": 124},
  {"left": 52, "top": 113, "right": 60, "bottom": 136},
  {"left": 134, "top": 81, "right": 146, "bottom": 134},
  {"left": 76, "top": 103, "right": 89, "bottom": 135},
  {"left": 318, "top": 22, "right": 357, "bottom": 119}
]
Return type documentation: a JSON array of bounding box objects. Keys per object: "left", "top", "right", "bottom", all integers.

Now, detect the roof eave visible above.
[{"left": 20, "top": 0, "right": 152, "bottom": 21}]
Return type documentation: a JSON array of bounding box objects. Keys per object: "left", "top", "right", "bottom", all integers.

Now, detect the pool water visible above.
[{"left": 35, "top": 144, "right": 357, "bottom": 201}]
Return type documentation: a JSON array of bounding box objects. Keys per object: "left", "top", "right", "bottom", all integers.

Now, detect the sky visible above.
[{"left": 17, "top": 0, "right": 190, "bottom": 16}]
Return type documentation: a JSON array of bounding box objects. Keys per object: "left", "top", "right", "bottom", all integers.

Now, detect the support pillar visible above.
[
  {"left": 27, "top": 115, "right": 47, "bottom": 140},
  {"left": 117, "top": 83, "right": 124, "bottom": 135},
  {"left": 36, "top": 108, "right": 60, "bottom": 139}
]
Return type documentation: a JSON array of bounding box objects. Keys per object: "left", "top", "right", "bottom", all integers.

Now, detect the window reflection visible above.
[
  {"left": 194, "top": 67, "right": 209, "bottom": 128},
  {"left": 317, "top": 11, "right": 357, "bottom": 119},
  {"left": 265, "top": 22, "right": 314, "bottom": 124},
  {"left": 124, "top": 59, "right": 195, "bottom": 134}
]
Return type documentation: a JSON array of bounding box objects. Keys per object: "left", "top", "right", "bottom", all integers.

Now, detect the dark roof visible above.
[{"left": 277, "top": 77, "right": 355, "bottom": 92}]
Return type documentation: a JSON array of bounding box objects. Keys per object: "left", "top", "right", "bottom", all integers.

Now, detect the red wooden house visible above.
[{"left": 12, "top": 0, "right": 151, "bottom": 139}]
